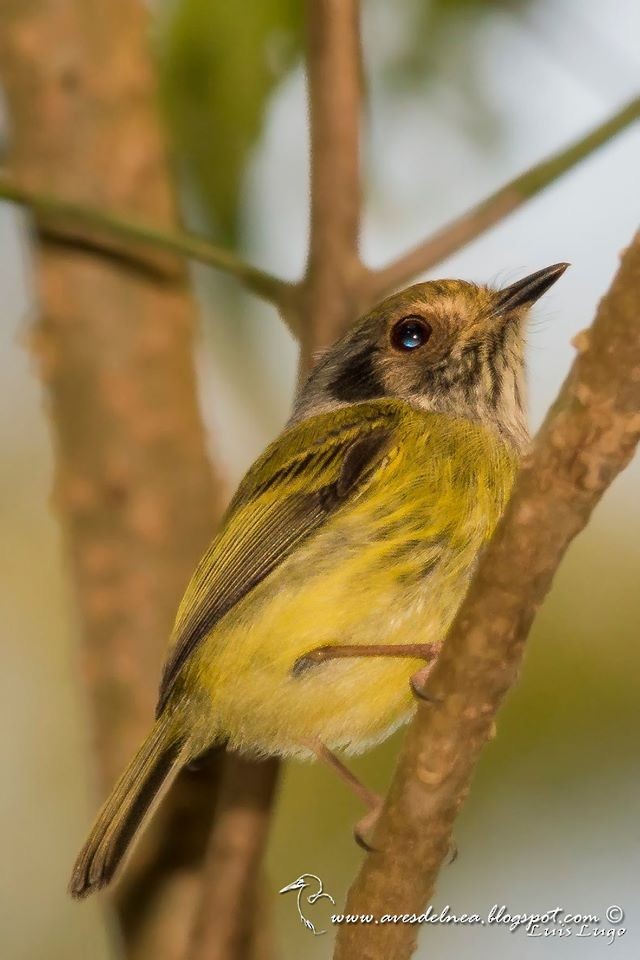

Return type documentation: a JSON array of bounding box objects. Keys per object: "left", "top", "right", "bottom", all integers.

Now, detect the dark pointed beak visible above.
[{"left": 495, "top": 262, "right": 570, "bottom": 313}]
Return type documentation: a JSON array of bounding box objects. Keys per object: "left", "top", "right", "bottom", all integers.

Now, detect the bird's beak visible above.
[
  {"left": 495, "top": 262, "right": 569, "bottom": 313},
  {"left": 279, "top": 881, "right": 301, "bottom": 893}
]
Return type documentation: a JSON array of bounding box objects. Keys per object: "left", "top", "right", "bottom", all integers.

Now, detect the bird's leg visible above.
[
  {"left": 409, "top": 660, "right": 442, "bottom": 703},
  {"left": 308, "top": 738, "right": 459, "bottom": 861},
  {"left": 292, "top": 642, "right": 439, "bottom": 673},
  {"left": 304, "top": 739, "right": 382, "bottom": 852},
  {"left": 305, "top": 739, "right": 379, "bottom": 808},
  {"left": 292, "top": 642, "right": 443, "bottom": 701}
]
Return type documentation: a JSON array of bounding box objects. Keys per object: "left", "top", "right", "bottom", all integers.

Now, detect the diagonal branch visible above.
[
  {"left": 366, "top": 96, "right": 640, "bottom": 303},
  {"left": 334, "top": 227, "right": 640, "bottom": 960},
  {"left": 0, "top": 175, "right": 294, "bottom": 317},
  {"left": 3, "top": 95, "right": 638, "bottom": 337}
]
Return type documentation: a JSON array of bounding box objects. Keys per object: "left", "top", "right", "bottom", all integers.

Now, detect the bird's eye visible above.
[{"left": 391, "top": 316, "right": 432, "bottom": 352}]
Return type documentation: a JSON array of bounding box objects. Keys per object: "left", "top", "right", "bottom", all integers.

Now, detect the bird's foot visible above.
[
  {"left": 409, "top": 649, "right": 443, "bottom": 702},
  {"left": 291, "top": 647, "right": 331, "bottom": 677},
  {"left": 303, "top": 738, "right": 383, "bottom": 851},
  {"left": 353, "top": 800, "right": 383, "bottom": 853}
]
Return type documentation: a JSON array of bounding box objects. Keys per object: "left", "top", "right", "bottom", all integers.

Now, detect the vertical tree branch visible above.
[
  {"left": 187, "top": 4, "right": 366, "bottom": 959},
  {"left": 0, "top": 1, "right": 225, "bottom": 957},
  {"left": 188, "top": 755, "right": 280, "bottom": 960},
  {"left": 334, "top": 231, "right": 640, "bottom": 960},
  {"left": 300, "top": 0, "right": 365, "bottom": 363}
]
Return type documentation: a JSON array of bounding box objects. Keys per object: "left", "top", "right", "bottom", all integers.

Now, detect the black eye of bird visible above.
[{"left": 391, "top": 316, "right": 432, "bottom": 352}]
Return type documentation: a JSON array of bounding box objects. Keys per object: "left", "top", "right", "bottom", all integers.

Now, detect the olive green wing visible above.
[{"left": 156, "top": 404, "right": 401, "bottom": 715}]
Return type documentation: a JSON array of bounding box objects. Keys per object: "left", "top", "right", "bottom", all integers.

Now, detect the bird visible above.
[
  {"left": 69, "top": 262, "right": 568, "bottom": 899},
  {"left": 279, "top": 873, "right": 336, "bottom": 935}
]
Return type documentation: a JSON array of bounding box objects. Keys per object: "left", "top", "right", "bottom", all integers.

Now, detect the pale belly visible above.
[{"left": 179, "top": 507, "right": 478, "bottom": 759}]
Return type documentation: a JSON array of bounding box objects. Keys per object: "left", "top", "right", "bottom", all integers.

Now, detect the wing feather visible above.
[{"left": 156, "top": 406, "right": 398, "bottom": 714}]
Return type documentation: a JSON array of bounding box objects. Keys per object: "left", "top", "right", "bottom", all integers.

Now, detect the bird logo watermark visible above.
[{"left": 279, "top": 873, "right": 336, "bottom": 935}]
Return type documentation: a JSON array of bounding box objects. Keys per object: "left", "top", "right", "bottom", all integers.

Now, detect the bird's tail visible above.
[{"left": 69, "top": 716, "right": 190, "bottom": 899}]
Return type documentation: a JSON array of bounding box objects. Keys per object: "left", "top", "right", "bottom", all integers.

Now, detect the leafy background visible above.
[{"left": 1, "top": 0, "right": 639, "bottom": 958}]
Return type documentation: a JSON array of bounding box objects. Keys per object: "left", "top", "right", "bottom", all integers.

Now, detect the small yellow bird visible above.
[{"left": 70, "top": 263, "right": 567, "bottom": 898}]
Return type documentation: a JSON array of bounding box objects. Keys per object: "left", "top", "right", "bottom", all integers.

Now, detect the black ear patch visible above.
[{"left": 328, "top": 346, "right": 386, "bottom": 403}]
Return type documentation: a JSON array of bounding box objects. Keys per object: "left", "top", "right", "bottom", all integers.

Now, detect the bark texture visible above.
[
  {"left": 0, "top": 1, "right": 224, "bottom": 957},
  {"left": 300, "top": 0, "right": 365, "bottom": 362},
  {"left": 2, "top": 98, "right": 637, "bottom": 335},
  {"left": 188, "top": 755, "right": 280, "bottom": 960},
  {"left": 2, "top": 3, "right": 639, "bottom": 959},
  {"left": 185, "top": 4, "right": 365, "bottom": 957},
  {"left": 334, "top": 231, "right": 640, "bottom": 960}
]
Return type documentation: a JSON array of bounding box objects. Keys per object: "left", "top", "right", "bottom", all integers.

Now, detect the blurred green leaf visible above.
[
  {"left": 155, "top": 0, "right": 538, "bottom": 242},
  {"left": 384, "top": 0, "right": 532, "bottom": 82},
  {"left": 156, "top": 0, "right": 303, "bottom": 243},
  {"left": 377, "top": 0, "right": 535, "bottom": 145}
]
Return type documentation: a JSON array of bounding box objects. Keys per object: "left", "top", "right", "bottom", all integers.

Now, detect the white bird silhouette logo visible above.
[{"left": 279, "top": 873, "right": 336, "bottom": 936}]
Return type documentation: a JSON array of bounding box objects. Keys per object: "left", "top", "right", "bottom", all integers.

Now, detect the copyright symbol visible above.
[{"left": 606, "top": 905, "right": 624, "bottom": 924}]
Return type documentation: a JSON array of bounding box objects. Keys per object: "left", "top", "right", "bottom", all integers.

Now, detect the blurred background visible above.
[{"left": 1, "top": 0, "right": 639, "bottom": 958}]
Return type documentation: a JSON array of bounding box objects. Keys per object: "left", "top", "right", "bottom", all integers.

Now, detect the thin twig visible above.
[
  {"left": 334, "top": 228, "right": 640, "bottom": 960},
  {"left": 3, "top": 94, "right": 638, "bottom": 333},
  {"left": 366, "top": 96, "right": 640, "bottom": 302},
  {"left": 0, "top": 175, "right": 294, "bottom": 316},
  {"left": 301, "top": 0, "right": 365, "bottom": 361}
]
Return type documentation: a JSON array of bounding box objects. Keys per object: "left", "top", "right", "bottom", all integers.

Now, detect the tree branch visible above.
[
  {"left": 187, "top": 756, "right": 281, "bottom": 960},
  {"left": 366, "top": 96, "right": 640, "bottom": 302},
  {"left": 3, "top": 91, "right": 638, "bottom": 337},
  {"left": 334, "top": 227, "right": 640, "bottom": 960},
  {"left": 300, "top": 0, "right": 365, "bottom": 361},
  {"left": 186, "top": 4, "right": 366, "bottom": 958},
  {"left": 6, "top": 0, "right": 632, "bottom": 955},
  {"left": 0, "top": 2, "right": 232, "bottom": 957},
  {"left": 0, "top": 175, "right": 294, "bottom": 317}
]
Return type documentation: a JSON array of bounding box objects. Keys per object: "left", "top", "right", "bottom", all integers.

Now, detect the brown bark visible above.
[
  {"left": 0, "top": 1, "right": 224, "bottom": 957},
  {"left": 299, "top": 0, "right": 365, "bottom": 363},
  {"left": 185, "top": 4, "right": 366, "bottom": 958},
  {"left": 2, "top": 99, "right": 638, "bottom": 335},
  {"left": 188, "top": 756, "right": 280, "bottom": 960},
  {"left": 3, "top": 3, "right": 638, "bottom": 958},
  {"left": 333, "top": 232, "right": 640, "bottom": 960}
]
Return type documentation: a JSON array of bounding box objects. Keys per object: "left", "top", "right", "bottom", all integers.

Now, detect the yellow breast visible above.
[{"left": 178, "top": 410, "right": 518, "bottom": 759}]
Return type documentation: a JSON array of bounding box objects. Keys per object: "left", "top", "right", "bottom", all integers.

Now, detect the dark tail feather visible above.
[{"left": 69, "top": 719, "right": 189, "bottom": 899}]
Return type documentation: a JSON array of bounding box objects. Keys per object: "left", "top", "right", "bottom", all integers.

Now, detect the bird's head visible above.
[{"left": 292, "top": 263, "right": 569, "bottom": 451}]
